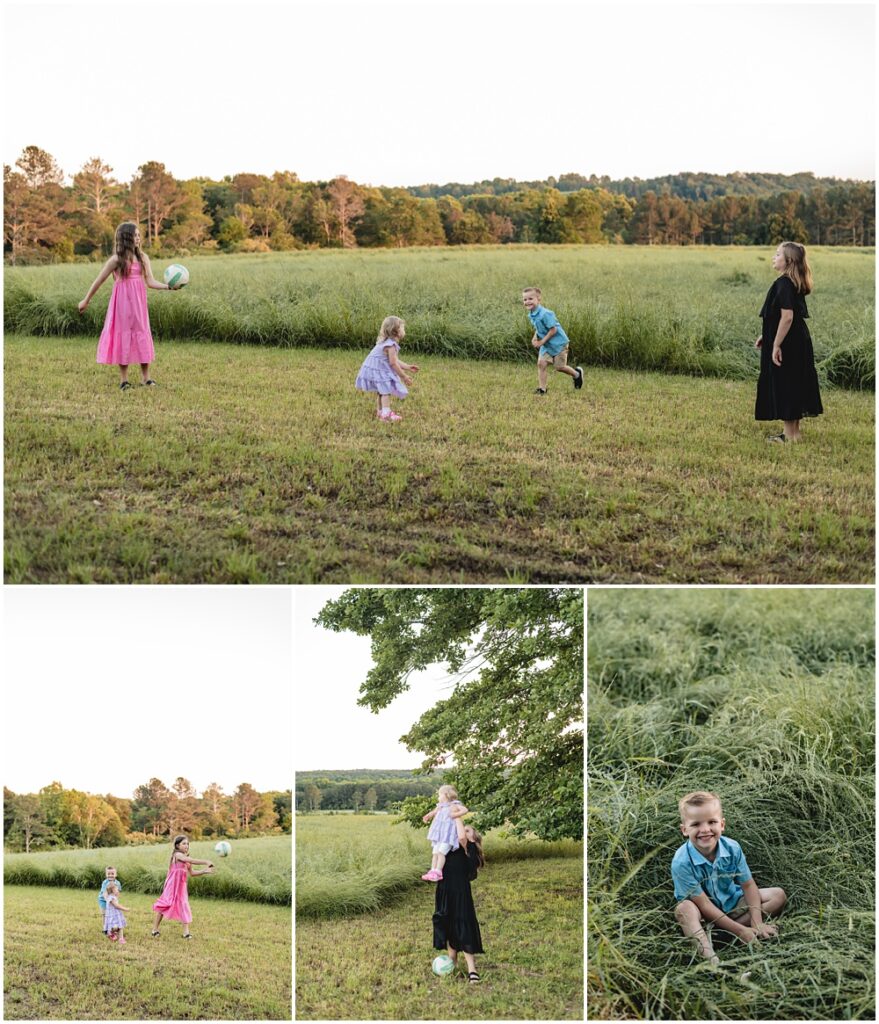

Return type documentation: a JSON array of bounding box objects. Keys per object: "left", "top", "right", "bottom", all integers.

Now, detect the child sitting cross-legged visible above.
[{"left": 672, "top": 790, "right": 787, "bottom": 967}]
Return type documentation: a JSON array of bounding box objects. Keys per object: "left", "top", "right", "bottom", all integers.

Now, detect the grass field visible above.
[
  {"left": 4, "top": 336, "right": 873, "bottom": 584},
  {"left": 4, "top": 886, "right": 291, "bottom": 1020},
  {"left": 296, "top": 814, "right": 581, "bottom": 918},
  {"left": 4, "top": 836, "right": 291, "bottom": 904},
  {"left": 295, "top": 815, "right": 583, "bottom": 1019},
  {"left": 5, "top": 246, "right": 874, "bottom": 386},
  {"left": 587, "top": 589, "right": 875, "bottom": 1021}
]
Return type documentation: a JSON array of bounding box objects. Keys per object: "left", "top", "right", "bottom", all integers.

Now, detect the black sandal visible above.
[
  {"left": 182, "top": 933, "right": 192, "bottom": 939},
  {"left": 534, "top": 388, "right": 547, "bottom": 395},
  {"left": 151, "top": 930, "right": 160, "bottom": 937},
  {"left": 468, "top": 971, "right": 480, "bottom": 984},
  {"left": 142, "top": 379, "right": 157, "bottom": 387},
  {"left": 766, "top": 433, "right": 787, "bottom": 443},
  {"left": 119, "top": 381, "right": 132, "bottom": 391}
]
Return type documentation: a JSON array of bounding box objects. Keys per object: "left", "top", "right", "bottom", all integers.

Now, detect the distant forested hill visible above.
[
  {"left": 406, "top": 171, "right": 869, "bottom": 201},
  {"left": 295, "top": 769, "right": 445, "bottom": 812}
]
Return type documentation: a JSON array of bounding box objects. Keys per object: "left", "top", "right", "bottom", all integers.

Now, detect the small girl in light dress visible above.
[
  {"left": 103, "top": 882, "right": 130, "bottom": 944},
  {"left": 421, "top": 784, "right": 469, "bottom": 882},
  {"left": 355, "top": 315, "right": 419, "bottom": 422}
]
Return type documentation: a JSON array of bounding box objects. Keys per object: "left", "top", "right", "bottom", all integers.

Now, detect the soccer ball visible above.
[
  {"left": 164, "top": 264, "right": 189, "bottom": 288},
  {"left": 432, "top": 954, "right": 455, "bottom": 977},
  {"left": 214, "top": 841, "right": 231, "bottom": 857}
]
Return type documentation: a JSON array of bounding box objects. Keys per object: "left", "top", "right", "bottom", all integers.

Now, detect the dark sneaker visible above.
[
  {"left": 119, "top": 381, "right": 132, "bottom": 391},
  {"left": 534, "top": 388, "right": 547, "bottom": 395},
  {"left": 573, "top": 367, "right": 584, "bottom": 390}
]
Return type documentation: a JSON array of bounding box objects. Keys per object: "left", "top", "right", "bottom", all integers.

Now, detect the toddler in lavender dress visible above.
[
  {"left": 421, "top": 784, "right": 469, "bottom": 882},
  {"left": 103, "top": 882, "right": 130, "bottom": 944},
  {"left": 355, "top": 315, "right": 419, "bottom": 422}
]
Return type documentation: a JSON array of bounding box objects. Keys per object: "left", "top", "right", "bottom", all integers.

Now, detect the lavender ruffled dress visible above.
[
  {"left": 104, "top": 898, "right": 127, "bottom": 932},
  {"left": 355, "top": 339, "right": 408, "bottom": 398},
  {"left": 428, "top": 800, "right": 463, "bottom": 852}
]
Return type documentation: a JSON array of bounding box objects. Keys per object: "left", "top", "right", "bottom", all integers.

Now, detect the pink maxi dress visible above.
[
  {"left": 96, "top": 260, "right": 156, "bottom": 365},
  {"left": 152, "top": 857, "right": 192, "bottom": 923}
]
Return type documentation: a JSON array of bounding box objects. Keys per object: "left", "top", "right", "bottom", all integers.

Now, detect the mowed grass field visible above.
[
  {"left": 4, "top": 887, "right": 291, "bottom": 1020},
  {"left": 295, "top": 815, "right": 583, "bottom": 1020},
  {"left": 587, "top": 589, "right": 875, "bottom": 1021},
  {"left": 5, "top": 335, "right": 873, "bottom": 584},
  {"left": 4, "top": 836, "right": 291, "bottom": 904},
  {"left": 5, "top": 246, "right": 874, "bottom": 386}
]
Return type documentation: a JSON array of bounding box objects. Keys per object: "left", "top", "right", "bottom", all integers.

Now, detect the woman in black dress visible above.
[
  {"left": 433, "top": 812, "right": 485, "bottom": 984},
  {"left": 755, "top": 241, "right": 823, "bottom": 442}
]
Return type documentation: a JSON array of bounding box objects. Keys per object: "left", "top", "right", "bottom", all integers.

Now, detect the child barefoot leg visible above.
[{"left": 675, "top": 899, "right": 718, "bottom": 962}]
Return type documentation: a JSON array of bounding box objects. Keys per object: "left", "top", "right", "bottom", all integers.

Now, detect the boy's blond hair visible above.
[
  {"left": 438, "top": 784, "right": 459, "bottom": 801},
  {"left": 522, "top": 286, "right": 542, "bottom": 298},
  {"left": 678, "top": 790, "right": 722, "bottom": 820}
]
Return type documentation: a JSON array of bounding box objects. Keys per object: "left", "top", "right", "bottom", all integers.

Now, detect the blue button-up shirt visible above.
[
  {"left": 671, "top": 836, "right": 752, "bottom": 913},
  {"left": 528, "top": 305, "right": 570, "bottom": 357}
]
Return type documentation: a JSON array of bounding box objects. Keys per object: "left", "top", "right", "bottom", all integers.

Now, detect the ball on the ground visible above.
[
  {"left": 432, "top": 954, "right": 455, "bottom": 976},
  {"left": 214, "top": 841, "right": 231, "bottom": 857},
  {"left": 164, "top": 264, "right": 189, "bottom": 288}
]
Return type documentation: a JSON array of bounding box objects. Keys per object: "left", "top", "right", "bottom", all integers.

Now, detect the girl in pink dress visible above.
[
  {"left": 151, "top": 835, "right": 214, "bottom": 939},
  {"left": 78, "top": 221, "right": 181, "bottom": 391}
]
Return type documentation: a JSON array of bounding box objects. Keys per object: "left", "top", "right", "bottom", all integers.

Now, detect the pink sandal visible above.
[{"left": 378, "top": 410, "right": 402, "bottom": 422}]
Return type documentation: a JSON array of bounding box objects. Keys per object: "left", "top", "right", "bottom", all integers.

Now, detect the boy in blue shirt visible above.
[
  {"left": 98, "top": 865, "right": 122, "bottom": 935},
  {"left": 522, "top": 287, "right": 583, "bottom": 395},
  {"left": 672, "top": 791, "right": 786, "bottom": 966}
]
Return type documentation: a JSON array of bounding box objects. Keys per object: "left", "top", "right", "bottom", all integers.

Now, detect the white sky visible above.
[
  {"left": 3, "top": 1, "right": 874, "bottom": 186},
  {"left": 2, "top": 588, "right": 293, "bottom": 797},
  {"left": 293, "top": 588, "right": 460, "bottom": 772}
]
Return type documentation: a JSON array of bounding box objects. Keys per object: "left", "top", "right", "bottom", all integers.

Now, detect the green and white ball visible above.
[
  {"left": 214, "top": 841, "right": 231, "bottom": 857},
  {"left": 164, "top": 263, "right": 189, "bottom": 288},
  {"left": 432, "top": 954, "right": 455, "bottom": 977}
]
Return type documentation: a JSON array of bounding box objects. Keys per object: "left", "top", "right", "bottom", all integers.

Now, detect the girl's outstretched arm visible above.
[
  {"left": 141, "top": 253, "right": 177, "bottom": 291},
  {"left": 387, "top": 351, "right": 413, "bottom": 387},
  {"left": 449, "top": 803, "right": 469, "bottom": 819},
  {"left": 175, "top": 854, "right": 214, "bottom": 866},
  {"left": 190, "top": 867, "right": 214, "bottom": 876},
  {"left": 78, "top": 255, "right": 119, "bottom": 312}
]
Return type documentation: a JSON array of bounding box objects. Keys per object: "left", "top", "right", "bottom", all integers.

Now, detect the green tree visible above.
[
  {"left": 316, "top": 588, "right": 583, "bottom": 840},
  {"left": 9, "top": 794, "right": 51, "bottom": 852},
  {"left": 364, "top": 786, "right": 378, "bottom": 812}
]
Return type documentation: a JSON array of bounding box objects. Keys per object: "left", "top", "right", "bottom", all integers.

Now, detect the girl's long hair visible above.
[
  {"left": 438, "top": 784, "right": 459, "bottom": 801},
  {"left": 466, "top": 827, "right": 485, "bottom": 874},
  {"left": 115, "top": 221, "right": 145, "bottom": 279},
  {"left": 378, "top": 315, "right": 405, "bottom": 343},
  {"left": 169, "top": 834, "right": 187, "bottom": 868},
  {"left": 780, "top": 241, "right": 812, "bottom": 295}
]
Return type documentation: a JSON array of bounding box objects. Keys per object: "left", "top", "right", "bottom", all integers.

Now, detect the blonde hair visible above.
[
  {"left": 679, "top": 790, "right": 722, "bottom": 821},
  {"left": 438, "top": 784, "right": 459, "bottom": 801},
  {"left": 522, "top": 286, "right": 542, "bottom": 298},
  {"left": 779, "top": 241, "right": 812, "bottom": 295},
  {"left": 378, "top": 315, "right": 405, "bottom": 343},
  {"left": 105, "top": 881, "right": 119, "bottom": 895}
]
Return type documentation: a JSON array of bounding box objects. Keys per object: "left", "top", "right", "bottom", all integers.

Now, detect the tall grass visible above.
[
  {"left": 4, "top": 836, "right": 291, "bottom": 905},
  {"left": 587, "top": 589, "right": 875, "bottom": 1021},
  {"left": 296, "top": 814, "right": 582, "bottom": 918},
  {"left": 5, "top": 246, "right": 874, "bottom": 386}
]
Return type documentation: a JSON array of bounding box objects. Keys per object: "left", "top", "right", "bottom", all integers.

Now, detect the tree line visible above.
[
  {"left": 295, "top": 774, "right": 443, "bottom": 813},
  {"left": 4, "top": 145, "right": 874, "bottom": 265},
  {"left": 3, "top": 779, "right": 292, "bottom": 852}
]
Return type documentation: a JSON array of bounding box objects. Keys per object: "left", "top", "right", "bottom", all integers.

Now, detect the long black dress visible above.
[
  {"left": 432, "top": 844, "right": 484, "bottom": 954},
  {"left": 755, "top": 274, "right": 823, "bottom": 421}
]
